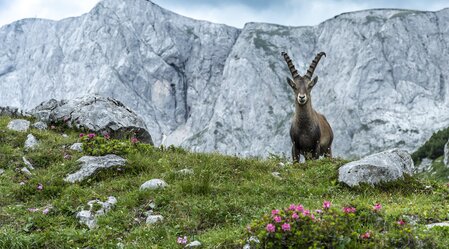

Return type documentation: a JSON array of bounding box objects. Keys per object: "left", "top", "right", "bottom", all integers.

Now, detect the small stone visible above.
[
  {"left": 64, "top": 154, "right": 126, "bottom": 183},
  {"left": 272, "top": 172, "right": 282, "bottom": 179},
  {"left": 426, "top": 222, "right": 449, "bottom": 229},
  {"left": 140, "top": 179, "right": 167, "bottom": 190},
  {"left": 62, "top": 134, "right": 69, "bottom": 138},
  {"left": 21, "top": 167, "right": 32, "bottom": 176},
  {"left": 186, "top": 240, "right": 202, "bottom": 247},
  {"left": 22, "top": 157, "right": 35, "bottom": 170},
  {"left": 7, "top": 119, "right": 30, "bottom": 132},
  {"left": 277, "top": 162, "right": 285, "bottom": 168},
  {"left": 76, "top": 196, "right": 117, "bottom": 229},
  {"left": 70, "top": 143, "right": 83, "bottom": 152},
  {"left": 25, "top": 134, "right": 39, "bottom": 149},
  {"left": 177, "top": 168, "right": 194, "bottom": 175},
  {"left": 0, "top": 169, "right": 4, "bottom": 175},
  {"left": 32, "top": 121, "right": 47, "bottom": 130},
  {"left": 146, "top": 215, "right": 164, "bottom": 224},
  {"left": 76, "top": 210, "right": 97, "bottom": 229}
]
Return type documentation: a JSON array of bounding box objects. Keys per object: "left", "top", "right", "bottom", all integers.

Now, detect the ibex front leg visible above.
[{"left": 292, "top": 143, "right": 300, "bottom": 163}]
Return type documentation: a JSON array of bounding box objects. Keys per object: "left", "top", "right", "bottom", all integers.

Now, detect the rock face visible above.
[
  {"left": 1, "top": 0, "right": 449, "bottom": 158},
  {"left": 32, "top": 95, "right": 153, "bottom": 144},
  {"left": 444, "top": 140, "right": 449, "bottom": 167},
  {"left": 64, "top": 154, "right": 126, "bottom": 183},
  {"left": 7, "top": 119, "right": 30, "bottom": 132},
  {"left": 338, "top": 149, "right": 414, "bottom": 187}
]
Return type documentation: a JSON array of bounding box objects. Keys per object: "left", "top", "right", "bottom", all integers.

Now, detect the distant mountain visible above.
[{"left": 1, "top": 0, "right": 448, "bottom": 158}]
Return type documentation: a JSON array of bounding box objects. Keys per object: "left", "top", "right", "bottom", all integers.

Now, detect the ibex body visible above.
[{"left": 281, "top": 52, "right": 333, "bottom": 162}]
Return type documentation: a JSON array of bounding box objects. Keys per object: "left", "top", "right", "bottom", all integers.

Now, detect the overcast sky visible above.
[{"left": 0, "top": 0, "right": 447, "bottom": 28}]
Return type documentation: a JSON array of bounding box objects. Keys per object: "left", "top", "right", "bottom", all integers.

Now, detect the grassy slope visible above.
[{"left": 0, "top": 115, "right": 449, "bottom": 248}]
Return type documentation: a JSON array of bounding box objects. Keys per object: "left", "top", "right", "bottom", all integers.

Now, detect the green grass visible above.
[{"left": 0, "top": 115, "right": 449, "bottom": 248}]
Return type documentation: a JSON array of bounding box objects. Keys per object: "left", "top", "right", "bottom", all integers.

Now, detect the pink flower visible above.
[
  {"left": 176, "top": 236, "right": 188, "bottom": 244},
  {"left": 271, "top": 209, "right": 280, "bottom": 216},
  {"left": 37, "top": 183, "right": 43, "bottom": 191},
  {"left": 28, "top": 208, "right": 39, "bottom": 212},
  {"left": 360, "top": 231, "right": 371, "bottom": 239},
  {"left": 295, "top": 204, "right": 304, "bottom": 212},
  {"left": 104, "top": 134, "right": 110, "bottom": 140},
  {"left": 310, "top": 214, "right": 315, "bottom": 220},
  {"left": 131, "top": 137, "right": 139, "bottom": 144},
  {"left": 397, "top": 219, "right": 406, "bottom": 226},
  {"left": 87, "top": 133, "right": 96, "bottom": 139},
  {"left": 79, "top": 133, "right": 84, "bottom": 138},
  {"left": 343, "top": 206, "right": 356, "bottom": 214},
  {"left": 266, "top": 223, "right": 275, "bottom": 233},
  {"left": 373, "top": 203, "right": 382, "bottom": 211},
  {"left": 323, "top": 200, "right": 331, "bottom": 209},
  {"left": 42, "top": 208, "right": 50, "bottom": 215},
  {"left": 303, "top": 209, "right": 310, "bottom": 216},
  {"left": 292, "top": 213, "right": 300, "bottom": 219},
  {"left": 315, "top": 209, "right": 323, "bottom": 214},
  {"left": 288, "top": 204, "right": 296, "bottom": 211},
  {"left": 281, "top": 223, "right": 291, "bottom": 231},
  {"left": 273, "top": 216, "right": 282, "bottom": 223}
]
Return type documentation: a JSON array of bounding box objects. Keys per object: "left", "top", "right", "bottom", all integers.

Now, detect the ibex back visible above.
[{"left": 281, "top": 52, "right": 333, "bottom": 162}]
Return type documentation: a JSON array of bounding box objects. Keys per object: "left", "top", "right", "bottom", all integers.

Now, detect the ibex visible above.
[{"left": 281, "top": 52, "right": 333, "bottom": 162}]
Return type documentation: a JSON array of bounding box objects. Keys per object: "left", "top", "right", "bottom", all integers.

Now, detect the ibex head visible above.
[{"left": 281, "top": 52, "right": 326, "bottom": 105}]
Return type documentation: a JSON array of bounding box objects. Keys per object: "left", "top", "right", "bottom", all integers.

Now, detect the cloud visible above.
[{"left": 0, "top": 0, "right": 100, "bottom": 27}]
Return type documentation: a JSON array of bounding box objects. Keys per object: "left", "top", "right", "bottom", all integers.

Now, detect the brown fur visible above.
[{"left": 281, "top": 52, "right": 333, "bottom": 162}]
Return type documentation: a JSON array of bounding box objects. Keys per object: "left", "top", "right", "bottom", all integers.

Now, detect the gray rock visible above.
[
  {"left": 415, "top": 158, "right": 433, "bottom": 173},
  {"left": 140, "top": 179, "right": 167, "bottom": 190},
  {"left": 0, "top": 106, "right": 30, "bottom": 117},
  {"left": 22, "top": 157, "right": 35, "bottom": 170},
  {"left": 70, "top": 143, "right": 83, "bottom": 152},
  {"left": 7, "top": 119, "right": 30, "bottom": 132},
  {"left": 64, "top": 154, "right": 126, "bottom": 183},
  {"left": 32, "top": 121, "right": 47, "bottom": 130},
  {"left": 24, "top": 134, "right": 39, "bottom": 149},
  {"left": 76, "top": 196, "right": 117, "bottom": 229},
  {"left": 0, "top": 169, "right": 4, "bottom": 175},
  {"left": 444, "top": 140, "right": 449, "bottom": 167},
  {"left": 1, "top": 1, "right": 449, "bottom": 158},
  {"left": 186, "top": 240, "right": 202, "bottom": 247},
  {"left": 32, "top": 95, "right": 153, "bottom": 144},
  {"left": 145, "top": 215, "right": 164, "bottom": 224},
  {"left": 20, "top": 167, "right": 32, "bottom": 176},
  {"left": 338, "top": 149, "right": 414, "bottom": 187},
  {"left": 272, "top": 172, "right": 282, "bottom": 179},
  {"left": 426, "top": 222, "right": 449, "bottom": 229}
]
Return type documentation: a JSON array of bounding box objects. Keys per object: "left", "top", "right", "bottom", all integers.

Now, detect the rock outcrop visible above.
[
  {"left": 32, "top": 95, "right": 153, "bottom": 144},
  {"left": 1, "top": 0, "right": 449, "bottom": 158},
  {"left": 64, "top": 154, "right": 126, "bottom": 183},
  {"left": 338, "top": 149, "right": 414, "bottom": 187}
]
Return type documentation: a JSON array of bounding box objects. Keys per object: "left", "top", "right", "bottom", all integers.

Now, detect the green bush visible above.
[
  {"left": 412, "top": 127, "right": 449, "bottom": 164},
  {"left": 80, "top": 133, "right": 154, "bottom": 156}
]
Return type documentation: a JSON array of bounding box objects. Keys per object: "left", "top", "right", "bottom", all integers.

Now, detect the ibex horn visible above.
[
  {"left": 281, "top": 52, "right": 300, "bottom": 79},
  {"left": 305, "top": 52, "right": 326, "bottom": 79}
]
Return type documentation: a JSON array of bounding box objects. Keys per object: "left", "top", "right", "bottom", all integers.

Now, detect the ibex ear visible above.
[
  {"left": 286, "top": 77, "right": 296, "bottom": 90},
  {"left": 309, "top": 76, "right": 318, "bottom": 88}
]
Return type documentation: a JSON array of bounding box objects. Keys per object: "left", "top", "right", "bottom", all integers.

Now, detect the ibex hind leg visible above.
[{"left": 292, "top": 145, "right": 300, "bottom": 163}]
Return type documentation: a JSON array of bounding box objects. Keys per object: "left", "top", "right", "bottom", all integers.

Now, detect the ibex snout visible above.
[{"left": 297, "top": 94, "right": 307, "bottom": 105}]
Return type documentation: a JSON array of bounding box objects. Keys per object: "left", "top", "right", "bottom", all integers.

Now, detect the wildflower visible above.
[
  {"left": 323, "top": 200, "right": 331, "bottom": 209},
  {"left": 315, "top": 209, "right": 323, "bottom": 214},
  {"left": 28, "top": 208, "right": 39, "bottom": 212},
  {"left": 79, "top": 133, "right": 84, "bottom": 138},
  {"left": 19, "top": 181, "right": 25, "bottom": 186},
  {"left": 176, "top": 236, "right": 188, "bottom": 245},
  {"left": 37, "top": 183, "right": 43, "bottom": 191},
  {"left": 131, "top": 137, "right": 139, "bottom": 144},
  {"left": 288, "top": 204, "right": 296, "bottom": 211},
  {"left": 104, "top": 134, "right": 111, "bottom": 140},
  {"left": 303, "top": 209, "right": 310, "bottom": 216},
  {"left": 266, "top": 223, "right": 275, "bottom": 233},
  {"left": 397, "top": 219, "right": 406, "bottom": 226},
  {"left": 273, "top": 216, "right": 282, "bottom": 223},
  {"left": 42, "top": 208, "right": 50, "bottom": 215},
  {"left": 373, "top": 203, "right": 382, "bottom": 211},
  {"left": 87, "top": 133, "right": 96, "bottom": 139},
  {"left": 271, "top": 209, "right": 280, "bottom": 216},
  {"left": 360, "top": 231, "right": 371, "bottom": 239},
  {"left": 292, "top": 212, "right": 300, "bottom": 219},
  {"left": 343, "top": 206, "right": 356, "bottom": 214},
  {"left": 295, "top": 204, "right": 304, "bottom": 212},
  {"left": 310, "top": 214, "right": 315, "bottom": 220},
  {"left": 281, "top": 223, "right": 291, "bottom": 231}
]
